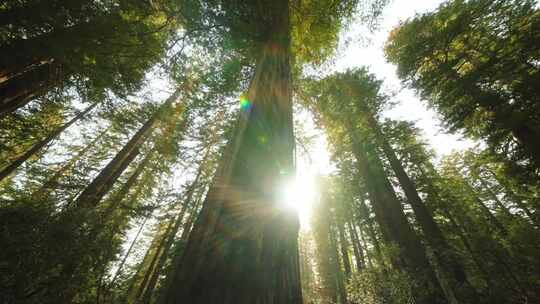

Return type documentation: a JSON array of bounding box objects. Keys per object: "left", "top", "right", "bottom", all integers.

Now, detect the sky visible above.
[{"left": 289, "top": 0, "right": 478, "bottom": 228}]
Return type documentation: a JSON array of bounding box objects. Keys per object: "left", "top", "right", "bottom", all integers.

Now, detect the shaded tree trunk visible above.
[
  {"left": 135, "top": 221, "right": 175, "bottom": 302},
  {"left": 0, "top": 62, "right": 60, "bottom": 117},
  {"left": 348, "top": 126, "right": 446, "bottom": 304},
  {"left": 329, "top": 226, "right": 348, "bottom": 304},
  {"left": 337, "top": 221, "right": 352, "bottom": 278},
  {"left": 347, "top": 220, "right": 365, "bottom": 271},
  {"left": 485, "top": 167, "right": 539, "bottom": 227},
  {"left": 474, "top": 175, "right": 513, "bottom": 218},
  {"left": 100, "top": 152, "right": 154, "bottom": 223},
  {"left": 354, "top": 199, "right": 382, "bottom": 267},
  {"left": 367, "top": 114, "right": 479, "bottom": 303},
  {"left": 156, "top": 187, "right": 207, "bottom": 303},
  {"left": 139, "top": 162, "right": 206, "bottom": 303}
]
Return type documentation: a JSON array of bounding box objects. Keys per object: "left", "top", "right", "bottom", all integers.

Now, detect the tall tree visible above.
[
  {"left": 385, "top": 0, "right": 540, "bottom": 170},
  {"left": 161, "top": 1, "right": 364, "bottom": 303},
  {"left": 306, "top": 69, "right": 448, "bottom": 303}
]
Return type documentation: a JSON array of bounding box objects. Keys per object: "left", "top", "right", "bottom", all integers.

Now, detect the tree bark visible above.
[
  {"left": 485, "top": 167, "right": 539, "bottom": 227},
  {"left": 0, "top": 61, "right": 60, "bottom": 117},
  {"left": 100, "top": 152, "right": 154, "bottom": 223}
]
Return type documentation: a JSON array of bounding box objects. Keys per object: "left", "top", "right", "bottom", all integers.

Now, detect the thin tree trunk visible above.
[
  {"left": 347, "top": 220, "right": 365, "bottom": 271},
  {"left": 109, "top": 216, "right": 149, "bottom": 292},
  {"left": 74, "top": 89, "right": 181, "bottom": 208},
  {"left": 0, "top": 102, "right": 97, "bottom": 182},
  {"left": 474, "top": 176, "right": 513, "bottom": 218},
  {"left": 100, "top": 152, "right": 154, "bottom": 223},
  {"left": 126, "top": 224, "right": 167, "bottom": 301},
  {"left": 139, "top": 203, "right": 189, "bottom": 303},
  {"left": 135, "top": 222, "right": 175, "bottom": 302},
  {"left": 337, "top": 221, "right": 352, "bottom": 278},
  {"left": 329, "top": 226, "right": 348, "bottom": 304},
  {"left": 467, "top": 182, "right": 507, "bottom": 235},
  {"left": 354, "top": 221, "right": 372, "bottom": 269},
  {"left": 439, "top": 203, "right": 494, "bottom": 290},
  {"left": 179, "top": 195, "right": 203, "bottom": 242},
  {"left": 443, "top": 65, "right": 540, "bottom": 167},
  {"left": 140, "top": 164, "right": 205, "bottom": 303},
  {"left": 355, "top": 199, "right": 382, "bottom": 267},
  {"left": 157, "top": 188, "right": 206, "bottom": 303},
  {"left": 31, "top": 126, "right": 110, "bottom": 198}
]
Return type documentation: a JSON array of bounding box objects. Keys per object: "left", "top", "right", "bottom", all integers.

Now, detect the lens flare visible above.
[{"left": 239, "top": 94, "right": 252, "bottom": 111}]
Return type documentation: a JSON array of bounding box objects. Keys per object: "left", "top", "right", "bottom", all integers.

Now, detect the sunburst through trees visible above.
[{"left": 1, "top": 0, "right": 540, "bottom": 304}]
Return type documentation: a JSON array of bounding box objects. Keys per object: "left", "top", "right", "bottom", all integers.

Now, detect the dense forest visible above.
[{"left": 1, "top": 0, "right": 539, "bottom": 303}]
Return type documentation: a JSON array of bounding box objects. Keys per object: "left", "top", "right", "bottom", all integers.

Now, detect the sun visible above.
[{"left": 281, "top": 173, "right": 316, "bottom": 229}]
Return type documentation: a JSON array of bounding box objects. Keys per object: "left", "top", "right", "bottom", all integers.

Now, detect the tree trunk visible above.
[
  {"left": 313, "top": 189, "right": 339, "bottom": 303},
  {"left": 433, "top": 180, "right": 525, "bottom": 301},
  {"left": 464, "top": 179, "right": 507, "bottom": 235},
  {"left": 106, "top": 215, "right": 150, "bottom": 302},
  {"left": 0, "top": 102, "right": 97, "bottom": 182},
  {"left": 337, "top": 221, "right": 352, "bottom": 278},
  {"left": 329, "top": 226, "right": 348, "bottom": 304},
  {"left": 100, "top": 152, "right": 154, "bottom": 223},
  {"left": 139, "top": 202, "right": 189, "bottom": 303},
  {"left": 32, "top": 126, "right": 110, "bottom": 198},
  {"left": 0, "top": 61, "right": 61, "bottom": 117},
  {"left": 438, "top": 203, "right": 495, "bottom": 290},
  {"left": 348, "top": 125, "right": 446, "bottom": 304},
  {"left": 474, "top": 175, "right": 513, "bottom": 218},
  {"left": 156, "top": 188, "right": 206, "bottom": 303},
  {"left": 443, "top": 65, "right": 540, "bottom": 167},
  {"left": 135, "top": 221, "right": 175, "bottom": 302},
  {"left": 74, "top": 89, "right": 181, "bottom": 208},
  {"left": 126, "top": 222, "right": 168, "bottom": 301},
  {"left": 161, "top": 2, "right": 301, "bottom": 302},
  {"left": 367, "top": 114, "right": 479, "bottom": 303},
  {"left": 354, "top": 221, "right": 372, "bottom": 269},
  {"left": 347, "top": 220, "right": 365, "bottom": 271},
  {"left": 140, "top": 162, "right": 205, "bottom": 303},
  {"left": 354, "top": 199, "right": 382, "bottom": 267}
]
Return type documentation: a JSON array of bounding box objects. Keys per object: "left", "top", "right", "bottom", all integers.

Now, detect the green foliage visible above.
[
  {"left": 1, "top": 0, "right": 177, "bottom": 99},
  {"left": 347, "top": 268, "right": 414, "bottom": 304},
  {"left": 385, "top": 0, "right": 540, "bottom": 170}
]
